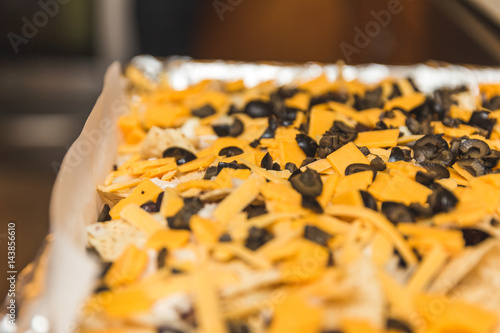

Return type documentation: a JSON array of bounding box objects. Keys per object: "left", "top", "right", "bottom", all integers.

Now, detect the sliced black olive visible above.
[
  {"left": 260, "top": 117, "right": 279, "bottom": 139},
  {"left": 317, "top": 133, "right": 342, "bottom": 158},
  {"left": 300, "top": 157, "right": 317, "bottom": 168},
  {"left": 218, "top": 146, "right": 244, "bottom": 157},
  {"left": 358, "top": 146, "right": 370, "bottom": 156},
  {"left": 141, "top": 200, "right": 159, "bottom": 213},
  {"left": 386, "top": 318, "right": 413, "bottom": 333},
  {"left": 331, "top": 121, "right": 358, "bottom": 143},
  {"left": 229, "top": 118, "right": 244, "bottom": 137},
  {"left": 458, "top": 139, "right": 490, "bottom": 159},
  {"left": 411, "top": 134, "right": 449, "bottom": 162},
  {"left": 260, "top": 152, "right": 273, "bottom": 170},
  {"left": 217, "top": 161, "right": 250, "bottom": 174},
  {"left": 388, "top": 82, "right": 402, "bottom": 100},
  {"left": 382, "top": 202, "right": 415, "bottom": 224},
  {"left": 272, "top": 162, "right": 281, "bottom": 171},
  {"left": 249, "top": 139, "right": 260, "bottom": 148},
  {"left": 203, "top": 166, "right": 218, "bottom": 180},
  {"left": 163, "top": 147, "right": 197, "bottom": 165},
  {"left": 158, "top": 326, "right": 184, "bottom": 333},
  {"left": 309, "top": 91, "right": 347, "bottom": 108},
  {"left": 360, "top": 190, "right": 377, "bottom": 211},
  {"left": 468, "top": 111, "right": 496, "bottom": 138},
  {"left": 212, "top": 124, "right": 230, "bottom": 137},
  {"left": 354, "top": 86, "right": 383, "bottom": 110},
  {"left": 375, "top": 120, "right": 389, "bottom": 130},
  {"left": 427, "top": 184, "right": 458, "bottom": 214},
  {"left": 389, "top": 147, "right": 406, "bottom": 162},
  {"left": 406, "top": 116, "right": 423, "bottom": 135},
  {"left": 461, "top": 228, "right": 491, "bottom": 246},
  {"left": 227, "top": 105, "right": 242, "bottom": 115},
  {"left": 449, "top": 137, "right": 462, "bottom": 155},
  {"left": 218, "top": 233, "right": 232, "bottom": 242},
  {"left": 409, "top": 203, "right": 434, "bottom": 218},
  {"left": 456, "top": 158, "right": 488, "bottom": 177},
  {"left": 290, "top": 168, "right": 323, "bottom": 197},
  {"left": 326, "top": 251, "right": 335, "bottom": 267},
  {"left": 227, "top": 321, "right": 251, "bottom": 333},
  {"left": 244, "top": 226, "right": 273, "bottom": 251},
  {"left": 484, "top": 95, "right": 500, "bottom": 111},
  {"left": 345, "top": 163, "right": 377, "bottom": 180},
  {"left": 370, "top": 156, "right": 387, "bottom": 171},
  {"left": 246, "top": 204, "right": 268, "bottom": 219},
  {"left": 301, "top": 195, "right": 324, "bottom": 213},
  {"left": 94, "top": 284, "right": 111, "bottom": 294},
  {"left": 157, "top": 247, "right": 167, "bottom": 269},
  {"left": 381, "top": 110, "right": 396, "bottom": 119},
  {"left": 97, "top": 204, "right": 111, "bottom": 222},
  {"left": 275, "top": 87, "right": 300, "bottom": 99},
  {"left": 483, "top": 149, "right": 500, "bottom": 168},
  {"left": 192, "top": 104, "right": 216, "bottom": 118},
  {"left": 167, "top": 197, "right": 203, "bottom": 230},
  {"left": 422, "top": 163, "right": 450, "bottom": 179},
  {"left": 402, "top": 149, "right": 412, "bottom": 161},
  {"left": 416, "top": 163, "right": 450, "bottom": 186},
  {"left": 285, "top": 162, "right": 298, "bottom": 174},
  {"left": 304, "top": 225, "right": 332, "bottom": 247},
  {"left": 156, "top": 192, "right": 164, "bottom": 210},
  {"left": 244, "top": 100, "right": 273, "bottom": 118},
  {"left": 442, "top": 117, "right": 461, "bottom": 128},
  {"left": 295, "top": 133, "right": 318, "bottom": 157}
]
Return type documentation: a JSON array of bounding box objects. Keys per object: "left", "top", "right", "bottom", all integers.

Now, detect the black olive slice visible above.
[
  {"left": 285, "top": 162, "right": 298, "bottom": 174},
  {"left": 427, "top": 184, "right": 458, "bottom": 214},
  {"left": 358, "top": 146, "right": 370, "bottom": 156},
  {"left": 389, "top": 147, "right": 406, "bottom": 162},
  {"left": 218, "top": 146, "right": 244, "bottom": 157},
  {"left": 212, "top": 124, "right": 230, "bottom": 137},
  {"left": 386, "top": 318, "right": 413, "bottom": 333},
  {"left": 167, "top": 197, "right": 203, "bottom": 230},
  {"left": 421, "top": 163, "right": 450, "bottom": 180},
  {"left": 260, "top": 152, "right": 273, "bottom": 170},
  {"left": 203, "top": 166, "right": 218, "bottom": 180},
  {"left": 229, "top": 118, "right": 244, "bottom": 137},
  {"left": 483, "top": 149, "right": 500, "bottom": 168},
  {"left": 163, "top": 147, "right": 197, "bottom": 165},
  {"left": 244, "top": 100, "right": 273, "bottom": 118},
  {"left": 218, "top": 233, "right": 232, "bottom": 242},
  {"left": 217, "top": 161, "right": 250, "bottom": 173},
  {"left": 97, "top": 204, "right": 111, "bottom": 222},
  {"left": 192, "top": 104, "right": 216, "bottom": 118},
  {"left": 156, "top": 192, "right": 164, "bottom": 210},
  {"left": 244, "top": 226, "right": 273, "bottom": 251},
  {"left": 272, "top": 162, "right": 281, "bottom": 171},
  {"left": 295, "top": 133, "right": 318, "bottom": 157},
  {"left": 381, "top": 202, "right": 416, "bottom": 224},
  {"left": 246, "top": 204, "right": 268, "bottom": 219},
  {"left": 94, "top": 284, "right": 111, "bottom": 294},
  {"left": 304, "top": 225, "right": 332, "bottom": 247},
  {"left": 409, "top": 203, "right": 434, "bottom": 218},
  {"left": 442, "top": 117, "right": 461, "bottom": 128},
  {"left": 157, "top": 247, "right": 167, "bottom": 269},
  {"left": 140, "top": 200, "right": 159, "bottom": 213},
  {"left": 300, "top": 157, "right": 317, "bottom": 168},
  {"left": 301, "top": 195, "right": 324, "bottom": 213},
  {"left": 458, "top": 139, "right": 490, "bottom": 159},
  {"left": 290, "top": 168, "right": 323, "bottom": 197},
  {"left": 360, "top": 190, "right": 377, "bottom": 211},
  {"left": 227, "top": 321, "right": 251, "bottom": 333},
  {"left": 345, "top": 163, "right": 377, "bottom": 180},
  {"left": 468, "top": 111, "right": 496, "bottom": 138},
  {"left": 249, "top": 139, "right": 260, "bottom": 148},
  {"left": 370, "top": 156, "right": 387, "bottom": 171},
  {"left": 456, "top": 158, "right": 488, "bottom": 177},
  {"left": 411, "top": 134, "right": 449, "bottom": 162},
  {"left": 406, "top": 116, "right": 423, "bottom": 135},
  {"left": 227, "top": 105, "right": 242, "bottom": 115},
  {"left": 461, "top": 228, "right": 491, "bottom": 246}
]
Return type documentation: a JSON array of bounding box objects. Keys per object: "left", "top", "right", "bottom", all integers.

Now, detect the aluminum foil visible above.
[{"left": 3, "top": 56, "right": 500, "bottom": 333}]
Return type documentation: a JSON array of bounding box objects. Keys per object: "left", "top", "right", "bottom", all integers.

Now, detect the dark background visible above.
[{"left": 1, "top": 0, "right": 500, "bottom": 299}]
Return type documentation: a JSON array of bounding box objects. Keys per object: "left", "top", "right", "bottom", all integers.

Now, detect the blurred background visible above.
[{"left": 1, "top": 0, "right": 500, "bottom": 298}]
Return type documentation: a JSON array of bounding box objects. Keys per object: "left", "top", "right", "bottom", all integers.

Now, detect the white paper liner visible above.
[{"left": 4, "top": 56, "right": 500, "bottom": 332}]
